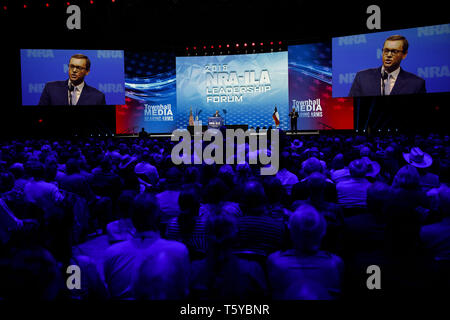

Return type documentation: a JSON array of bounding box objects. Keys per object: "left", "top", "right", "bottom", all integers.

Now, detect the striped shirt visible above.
[
  {"left": 165, "top": 216, "right": 208, "bottom": 254},
  {"left": 235, "top": 215, "right": 286, "bottom": 256}
]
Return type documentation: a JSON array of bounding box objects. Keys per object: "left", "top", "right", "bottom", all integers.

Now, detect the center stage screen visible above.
[
  {"left": 288, "top": 42, "right": 354, "bottom": 130},
  {"left": 176, "top": 52, "right": 289, "bottom": 130}
]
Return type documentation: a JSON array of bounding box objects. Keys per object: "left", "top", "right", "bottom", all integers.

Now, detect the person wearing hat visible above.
[
  {"left": 336, "top": 159, "right": 372, "bottom": 209},
  {"left": 359, "top": 146, "right": 381, "bottom": 181},
  {"left": 403, "top": 147, "right": 439, "bottom": 192},
  {"left": 290, "top": 139, "right": 303, "bottom": 151},
  {"left": 117, "top": 154, "right": 139, "bottom": 191}
]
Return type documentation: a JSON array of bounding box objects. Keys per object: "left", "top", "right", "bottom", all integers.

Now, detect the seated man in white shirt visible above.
[
  {"left": 336, "top": 159, "right": 372, "bottom": 208},
  {"left": 103, "top": 193, "right": 189, "bottom": 299}
]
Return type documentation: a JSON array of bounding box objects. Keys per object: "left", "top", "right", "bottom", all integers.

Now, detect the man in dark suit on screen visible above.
[
  {"left": 349, "top": 35, "right": 426, "bottom": 97},
  {"left": 38, "top": 54, "right": 106, "bottom": 106}
]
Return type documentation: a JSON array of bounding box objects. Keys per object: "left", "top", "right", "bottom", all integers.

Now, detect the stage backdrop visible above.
[
  {"left": 176, "top": 52, "right": 289, "bottom": 130},
  {"left": 332, "top": 23, "right": 450, "bottom": 97},
  {"left": 20, "top": 49, "right": 125, "bottom": 105},
  {"left": 288, "top": 42, "right": 354, "bottom": 130},
  {"left": 116, "top": 51, "right": 177, "bottom": 134}
]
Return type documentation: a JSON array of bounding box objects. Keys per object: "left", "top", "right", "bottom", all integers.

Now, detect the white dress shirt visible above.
[
  {"left": 68, "top": 80, "right": 85, "bottom": 105},
  {"left": 381, "top": 66, "right": 400, "bottom": 95}
]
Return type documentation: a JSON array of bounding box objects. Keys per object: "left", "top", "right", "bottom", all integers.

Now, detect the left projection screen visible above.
[{"left": 20, "top": 49, "right": 125, "bottom": 106}]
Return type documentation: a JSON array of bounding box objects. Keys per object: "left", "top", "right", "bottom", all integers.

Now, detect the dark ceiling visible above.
[{"left": 1, "top": 0, "right": 448, "bottom": 49}]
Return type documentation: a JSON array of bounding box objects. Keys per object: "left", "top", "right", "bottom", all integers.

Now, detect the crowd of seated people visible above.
[{"left": 0, "top": 130, "right": 449, "bottom": 300}]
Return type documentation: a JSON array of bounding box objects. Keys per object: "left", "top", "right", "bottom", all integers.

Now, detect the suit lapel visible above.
[
  {"left": 390, "top": 68, "right": 405, "bottom": 95},
  {"left": 372, "top": 67, "right": 382, "bottom": 96},
  {"left": 63, "top": 80, "right": 70, "bottom": 105},
  {"left": 75, "top": 83, "right": 89, "bottom": 105}
]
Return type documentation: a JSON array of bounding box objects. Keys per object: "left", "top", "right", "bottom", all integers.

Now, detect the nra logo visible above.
[
  {"left": 417, "top": 24, "right": 450, "bottom": 37},
  {"left": 97, "top": 50, "right": 123, "bottom": 59},
  {"left": 99, "top": 83, "right": 124, "bottom": 93},
  {"left": 339, "top": 73, "right": 356, "bottom": 84},
  {"left": 417, "top": 66, "right": 450, "bottom": 78},
  {"left": 338, "top": 35, "right": 367, "bottom": 46},
  {"left": 26, "top": 50, "right": 54, "bottom": 58},
  {"left": 28, "top": 83, "right": 45, "bottom": 93}
]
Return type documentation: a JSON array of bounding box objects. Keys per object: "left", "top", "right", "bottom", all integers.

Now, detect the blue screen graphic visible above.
[
  {"left": 20, "top": 49, "right": 125, "bottom": 105},
  {"left": 119, "top": 51, "right": 177, "bottom": 134},
  {"left": 332, "top": 23, "right": 450, "bottom": 97},
  {"left": 176, "top": 52, "right": 289, "bottom": 130}
]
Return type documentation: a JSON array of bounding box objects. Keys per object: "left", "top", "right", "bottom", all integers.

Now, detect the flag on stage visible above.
[
  {"left": 189, "top": 107, "right": 194, "bottom": 126},
  {"left": 273, "top": 106, "right": 280, "bottom": 126}
]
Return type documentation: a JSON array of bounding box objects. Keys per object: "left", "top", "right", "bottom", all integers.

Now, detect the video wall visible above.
[
  {"left": 19, "top": 23, "right": 449, "bottom": 133},
  {"left": 117, "top": 44, "right": 354, "bottom": 133},
  {"left": 176, "top": 52, "right": 289, "bottom": 130},
  {"left": 116, "top": 51, "right": 177, "bottom": 135},
  {"left": 20, "top": 49, "right": 125, "bottom": 106},
  {"left": 332, "top": 23, "right": 450, "bottom": 97},
  {"left": 288, "top": 42, "right": 353, "bottom": 130}
]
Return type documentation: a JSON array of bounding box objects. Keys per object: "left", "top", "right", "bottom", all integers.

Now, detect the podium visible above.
[{"left": 208, "top": 116, "right": 224, "bottom": 129}]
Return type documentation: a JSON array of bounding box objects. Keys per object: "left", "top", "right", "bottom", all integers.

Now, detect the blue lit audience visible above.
[{"left": 0, "top": 131, "right": 449, "bottom": 300}]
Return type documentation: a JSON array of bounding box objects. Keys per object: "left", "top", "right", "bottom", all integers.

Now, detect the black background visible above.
[{"left": 0, "top": 0, "right": 448, "bottom": 137}]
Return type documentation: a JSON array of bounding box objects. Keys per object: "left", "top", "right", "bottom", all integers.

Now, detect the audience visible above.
[
  {"left": 165, "top": 185, "right": 208, "bottom": 259},
  {"left": 189, "top": 211, "right": 268, "bottom": 300},
  {"left": 235, "top": 180, "right": 285, "bottom": 257},
  {"left": 0, "top": 131, "right": 448, "bottom": 300},
  {"left": 103, "top": 193, "right": 190, "bottom": 299},
  {"left": 336, "top": 159, "right": 372, "bottom": 210}
]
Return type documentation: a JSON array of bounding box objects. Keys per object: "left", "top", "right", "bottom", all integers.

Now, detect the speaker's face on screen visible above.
[
  {"left": 68, "top": 57, "right": 90, "bottom": 85},
  {"left": 382, "top": 40, "right": 407, "bottom": 73}
]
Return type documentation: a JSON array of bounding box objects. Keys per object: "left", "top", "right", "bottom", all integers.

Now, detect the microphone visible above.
[
  {"left": 381, "top": 71, "right": 388, "bottom": 96},
  {"left": 68, "top": 82, "right": 74, "bottom": 105}
]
